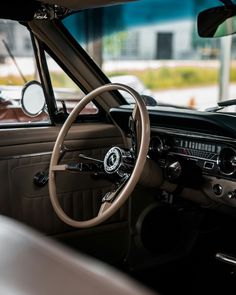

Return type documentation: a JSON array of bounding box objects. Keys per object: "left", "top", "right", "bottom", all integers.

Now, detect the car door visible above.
[{"left": 0, "top": 19, "right": 129, "bottom": 263}]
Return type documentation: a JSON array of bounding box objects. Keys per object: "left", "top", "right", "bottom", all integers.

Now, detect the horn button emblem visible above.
[{"left": 104, "top": 147, "right": 122, "bottom": 174}]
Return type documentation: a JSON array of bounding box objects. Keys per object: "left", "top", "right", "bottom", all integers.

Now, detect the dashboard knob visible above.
[
  {"left": 228, "top": 191, "right": 236, "bottom": 199},
  {"left": 166, "top": 160, "right": 182, "bottom": 181},
  {"left": 212, "top": 184, "right": 223, "bottom": 196}
]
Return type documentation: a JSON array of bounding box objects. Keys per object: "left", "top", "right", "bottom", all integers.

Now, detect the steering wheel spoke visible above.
[
  {"left": 52, "top": 162, "right": 103, "bottom": 173},
  {"left": 51, "top": 164, "right": 67, "bottom": 171}
]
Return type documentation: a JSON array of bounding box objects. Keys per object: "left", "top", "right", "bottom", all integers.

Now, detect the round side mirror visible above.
[{"left": 21, "top": 81, "right": 46, "bottom": 117}]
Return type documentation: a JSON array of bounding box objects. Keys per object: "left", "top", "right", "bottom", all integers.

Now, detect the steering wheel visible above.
[{"left": 49, "top": 83, "right": 150, "bottom": 228}]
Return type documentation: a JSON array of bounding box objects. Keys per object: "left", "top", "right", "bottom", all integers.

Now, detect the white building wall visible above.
[
  {"left": 13, "top": 23, "right": 33, "bottom": 57},
  {"left": 0, "top": 20, "right": 33, "bottom": 58},
  {"left": 138, "top": 29, "right": 156, "bottom": 59},
  {"left": 127, "top": 19, "right": 193, "bottom": 60},
  {"left": 173, "top": 20, "right": 193, "bottom": 59}
]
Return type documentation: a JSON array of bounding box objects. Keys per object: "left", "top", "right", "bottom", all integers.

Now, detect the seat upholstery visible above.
[{"left": 0, "top": 215, "right": 156, "bottom": 295}]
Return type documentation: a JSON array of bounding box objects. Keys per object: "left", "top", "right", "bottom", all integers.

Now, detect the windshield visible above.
[{"left": 62, "top": 0, "right": 236, "bottom": 111}]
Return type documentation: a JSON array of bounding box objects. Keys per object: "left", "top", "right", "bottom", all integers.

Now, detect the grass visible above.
[
  {"left": 0, "top": 75, "right": 35, "bottom": 86},
  {"left": 108, "top": 66, "right": 236, "bottom": 90},
  {"left": 0, "top": 73, "right": 77, "bottom": 89},
  {"left": 1, "top": 66, "right": 236, "bottom": 91}
]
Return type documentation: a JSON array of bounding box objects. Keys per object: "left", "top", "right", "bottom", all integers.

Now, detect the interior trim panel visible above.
[{"left": 0, "top": 123, "right": 121, "bottom": 157}]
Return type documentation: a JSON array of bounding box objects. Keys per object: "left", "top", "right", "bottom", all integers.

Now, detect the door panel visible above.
[
  {"left": 0, "top": 123, "right": 127, "bottom": 235},
  {"left": 0, "top": 124, "right": 120, "bottom": 156}
]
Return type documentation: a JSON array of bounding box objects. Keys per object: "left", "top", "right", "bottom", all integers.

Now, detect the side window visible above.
[
  {"left": 0, "top": 20, "right": 49, "bottom": 124},
  {"left": 46, "top": 54, "right": 98, "bottom": 115}
]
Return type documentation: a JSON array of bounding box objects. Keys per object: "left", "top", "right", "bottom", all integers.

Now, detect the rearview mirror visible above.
[
  {"left": 198, "top": 2, "right": 236, "bottom": 38},
  {"left": 21, "top": 81, "right": 46, "bottom": 117}
]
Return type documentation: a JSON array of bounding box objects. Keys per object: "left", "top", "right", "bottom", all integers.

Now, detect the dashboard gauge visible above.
[{"left": 217, "top": 147, "right": 236, "bottom": 175}]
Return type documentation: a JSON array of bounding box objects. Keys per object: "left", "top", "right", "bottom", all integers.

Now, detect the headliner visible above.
[
  {"left": 0, "top": 0, "right": 136, "bottom": 21},
  {"left": 41, "top": 0, "right": 136, "bottom": 10}
]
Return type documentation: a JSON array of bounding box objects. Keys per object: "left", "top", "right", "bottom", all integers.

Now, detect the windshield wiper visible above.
[
  {"left": 205, "top": 98, "right": 236, "bottom": 112},
  {"left": 218, "top": 99, "right": 236, "bottom": 107}
]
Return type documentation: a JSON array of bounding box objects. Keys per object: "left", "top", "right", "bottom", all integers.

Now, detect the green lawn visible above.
[
  {"left": 1, "top": 66, "right": 236, "bottom": 90},
  {"left": 108, "top": 66, "right": 236, "bottom": 90}
]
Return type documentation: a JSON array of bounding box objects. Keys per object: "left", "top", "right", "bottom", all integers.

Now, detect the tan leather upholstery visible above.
[{"left": 0, "top": 215, "right": 156, "bottom": 295}]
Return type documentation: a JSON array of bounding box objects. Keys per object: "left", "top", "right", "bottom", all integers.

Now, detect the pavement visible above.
[{"left": 154, "top": 84, "right": 236, "bottom": 111}]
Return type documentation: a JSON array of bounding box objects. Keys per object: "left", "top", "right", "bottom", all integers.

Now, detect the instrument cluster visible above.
[{"left": 149, "top": 130, "right": 236, "bottom": 183}]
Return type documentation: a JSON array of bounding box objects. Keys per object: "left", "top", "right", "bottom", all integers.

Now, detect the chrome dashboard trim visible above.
[
  {"left": 203, "top": 161, "right": 215, "bottom": 170},
  {"left": 168, "top": 152, "right": 217, "bottom": 163}
]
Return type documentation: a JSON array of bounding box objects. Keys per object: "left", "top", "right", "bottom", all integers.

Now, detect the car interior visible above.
[{"left": 1, "top": 0, "right": 236, "bottom": 294}]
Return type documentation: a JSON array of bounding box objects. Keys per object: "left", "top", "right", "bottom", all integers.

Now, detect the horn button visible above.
[{"left": 104, "top": 147, "right": 132, "bottom": 175}]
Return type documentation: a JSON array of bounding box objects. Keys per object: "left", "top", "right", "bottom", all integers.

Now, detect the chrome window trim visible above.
[{"left": 0, "top": 151, "right": 52, "bottom": 161}]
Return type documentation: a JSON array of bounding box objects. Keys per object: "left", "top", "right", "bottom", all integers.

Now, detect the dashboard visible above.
[{"left": 110, "top": 106, "right": 236, "bottom": 209}]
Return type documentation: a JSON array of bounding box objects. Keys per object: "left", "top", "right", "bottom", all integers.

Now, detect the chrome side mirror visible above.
[{"left": 21, "top": 81, "right": 46, "bottom": 117}]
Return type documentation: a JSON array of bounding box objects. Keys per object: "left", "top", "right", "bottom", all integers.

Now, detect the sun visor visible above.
[
  {"left": 40, "top": 0, "right": 136, "bottom": 10},
  {"left": 0, "top": 1, "right": 41, "bottom": 21}
]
